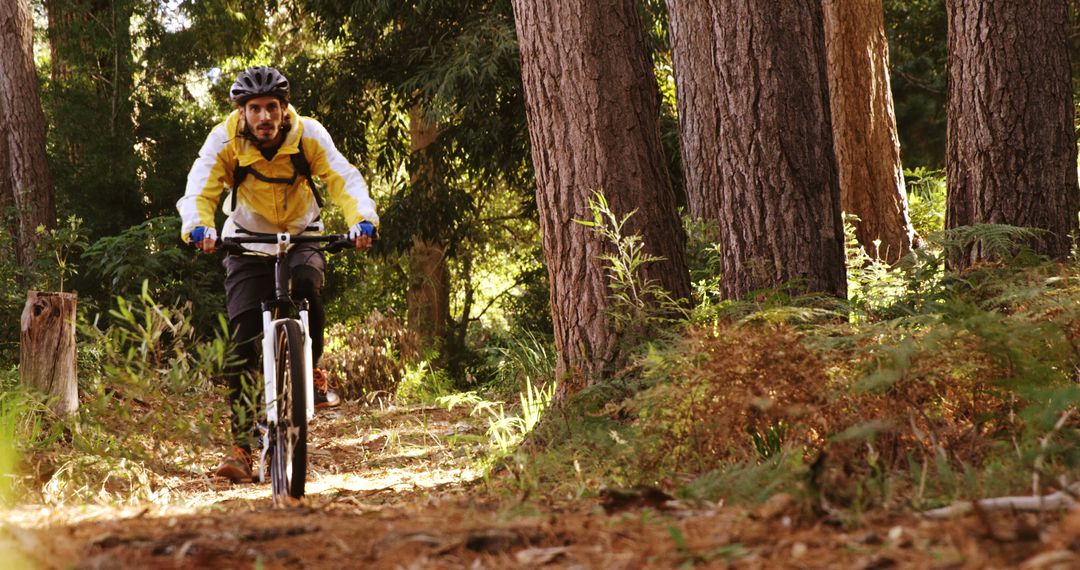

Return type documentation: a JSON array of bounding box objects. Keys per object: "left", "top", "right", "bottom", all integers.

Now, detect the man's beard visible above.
[
  {"left": 255, "top": 123, "right": 278, "bottom": 141},
  {"left": 241, "top": 114, "right": 289, "bottom": 146}
]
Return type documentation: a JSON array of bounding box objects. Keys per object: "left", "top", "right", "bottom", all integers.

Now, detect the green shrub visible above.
[
  {"left": 0, "top": 387, "right": 57, "bottom": 504},
  {"left": 479, "top": 329, "right": 555, "bottom": 401},
  {"left": 81, "top": 216, "right": 225, "bottom": 332},
  {"left": 905, "top": 167, "right": 945, "bottom": 237},
  {"left": 395, "top": 359, "right": 454, "bottom": 405},
  {"left": 683, "top": 216, "right": 723, "bottom": 310},
  {"left": 438, "top": 375, "right": 555, "bottom": 458},
  {"left": 27, "top": 215, "right": 89, "bottom": 294}
]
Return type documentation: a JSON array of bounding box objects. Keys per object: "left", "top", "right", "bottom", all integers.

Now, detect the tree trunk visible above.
[
  {"left": 669, "top": 1, "right": 846, "bottom": 299},
  {"left": 0, "top": 0, "right": 57, "bottom": 271},
  {"left": 406, "top": 107, "right": 451, "bottom": 352},
  {"left": 0, "top": 109, "right": 15, "bottom": 243},
  {"left": 407, "top": 238, "right": 450, "bottom": 349},
  {"left": 945, "top": 0, "right": 1078, "bottom": 270},
  {"left": 511, "top": 0, "right": 691, "bottom": 386},
  {"left": 21, "top": 292, "right": 78, "bottom": 415},
  {"left": 823, "top": 0, "right": 918, "bottom": 263},
  {"left": 664, "top": 0, "right": 723, "bottom": 222}
]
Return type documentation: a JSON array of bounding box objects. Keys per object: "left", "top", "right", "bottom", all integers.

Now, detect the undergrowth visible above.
[
  {"left": 6, "top": 175, "right": 1079, "bottom": 528},
  {"left": 504, "top": 190, "right": 1080, "bottom": 524},
  {"left": 435, "top": 329, "right": 558, "bottom": 468},
  {"left": 8, "top": 283, "right": 234, "bottom": 505},
  {"left": 321, "top": 310, "right": 420, "bottom": 403}
]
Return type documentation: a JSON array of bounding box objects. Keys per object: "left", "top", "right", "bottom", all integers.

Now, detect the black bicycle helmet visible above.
[{"left": 230, "top": 66, "right": 290, "bottom": 105}]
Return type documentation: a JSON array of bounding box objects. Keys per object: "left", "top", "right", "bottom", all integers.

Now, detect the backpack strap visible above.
[
  {"left": 292, "top": 139, "right": 324, "bottom": 208},
  {"left": 229, "top": 138, "right": 324, "bottom": 212},
  {"left": 230, "top": 163, "right": 250, "bottom": 213}
]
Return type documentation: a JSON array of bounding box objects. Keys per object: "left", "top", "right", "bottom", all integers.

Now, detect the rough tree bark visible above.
[
  {"left": 668, "top": 1, "right": 846, "bottom": 299},
  {"left": 664, "top": 0, "right": 723, "bottom": 223},
  {"left": 21, "top": 292, "right": 78, "bottom": 415},
  {"left": 823, "top": 0, "right": 917, "bottom": 263},
  {"left": 0, "top": 0, "right": 57, "bottom": 270},
  {"left": 511, "top": 0, "right": 691, "bottom": 386},
  {"left": 945, "top": 0, "right": 1078, "bottom": 270},
  {"left": 0, "top": 110, "right": 12, "bottom": 223}
]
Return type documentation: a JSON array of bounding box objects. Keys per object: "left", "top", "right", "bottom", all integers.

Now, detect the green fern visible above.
[
  {"left": 942, "top": 224, "right": 1047, "bottom": 265},
  {"left": 576, "top": 191, "right": 685, "bottom": 345}
]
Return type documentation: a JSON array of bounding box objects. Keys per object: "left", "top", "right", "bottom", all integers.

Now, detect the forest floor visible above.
[{"left": 1, "top": 401, "right": 1077, "bottom": 569}]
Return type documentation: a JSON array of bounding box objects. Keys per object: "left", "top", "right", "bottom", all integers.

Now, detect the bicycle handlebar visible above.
[{"left": 215, "top": 232, "right": 361, "bottom": 256}]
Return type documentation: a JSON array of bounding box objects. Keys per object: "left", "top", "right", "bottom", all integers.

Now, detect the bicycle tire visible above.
[{"left": 270, "top": 319, "right": 308, "bottom": 504}]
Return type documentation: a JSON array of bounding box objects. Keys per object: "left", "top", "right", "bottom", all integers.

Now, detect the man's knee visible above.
[{"left": 292, "top": 265, "right": 323, "bottom": 298}]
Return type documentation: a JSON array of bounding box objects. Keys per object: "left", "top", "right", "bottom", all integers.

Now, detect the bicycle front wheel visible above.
[{"left": 270, "top": 319, "right": 308, "bottom": 505}]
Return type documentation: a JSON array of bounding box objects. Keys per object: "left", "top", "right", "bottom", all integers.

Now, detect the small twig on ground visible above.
[
  {"left": 916, "top": 455, "right": 928, "bottom": 506},
  {"left": 907, "top": 408, "right": 947, "bottom": 463},
  {"left": 922, "top": 488, "right": 1078, "bottom": 520},
  {"left": 362, "top": 486, "right": 398, "bottom": 498}
]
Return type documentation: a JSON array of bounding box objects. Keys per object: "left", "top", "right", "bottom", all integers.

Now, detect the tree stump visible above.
[{"left": 20, "top": 291, "right": 78, "bottom": 415}]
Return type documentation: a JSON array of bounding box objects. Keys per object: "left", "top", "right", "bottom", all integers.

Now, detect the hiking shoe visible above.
[
  {"left": 213, "top": 445, "right": 254, "bottom": 483},
  {"left": 313, "top": 368, "right": 340, "bottom": 409}
]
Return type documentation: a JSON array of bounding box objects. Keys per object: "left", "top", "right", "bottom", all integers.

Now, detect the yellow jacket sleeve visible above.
[
  {"left": 300, "top": 117, "right": 379, "bottom": 228},
  {"left": 176, "top": 121, "right": 234, "bottom": 242}
]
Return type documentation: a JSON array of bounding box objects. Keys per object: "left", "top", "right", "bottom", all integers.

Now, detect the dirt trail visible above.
[{"left": 1, "top": 402, "right": 1076, "bottom": 569}]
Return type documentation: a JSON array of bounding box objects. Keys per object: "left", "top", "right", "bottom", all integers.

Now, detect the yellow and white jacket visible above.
[{"left": 176, "top": 107, "right": 378, "bottom": 253}]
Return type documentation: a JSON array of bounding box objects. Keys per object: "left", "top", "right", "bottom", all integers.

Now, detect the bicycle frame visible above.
[{"left": 252, "top": 233, "right": 317, "bottom": 484}]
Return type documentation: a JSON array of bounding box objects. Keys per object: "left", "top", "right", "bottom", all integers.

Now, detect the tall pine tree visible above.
[
  {"left": 0, "top": 0, "right": 56, "bottom": 271},
  {"left": 945, "top": 0, "right": 1078, "bottom": 269},
  {"left": 824, "top": 0, "right": 917, "bottom": 263},
  {"left": 667, "top": 1, "right": 846, "bottom": 299},
  {"left": 512, "top": 0, "right": 690, "bottom": 386}
]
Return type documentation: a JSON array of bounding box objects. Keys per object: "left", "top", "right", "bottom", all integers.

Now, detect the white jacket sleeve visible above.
[{"left": 301, "top": 118, "right": 379, "bottom": 227}]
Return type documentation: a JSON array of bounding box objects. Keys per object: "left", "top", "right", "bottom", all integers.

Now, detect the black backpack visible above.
[{"left": 229, "top": 139, "right": 324, "bottom": 212}]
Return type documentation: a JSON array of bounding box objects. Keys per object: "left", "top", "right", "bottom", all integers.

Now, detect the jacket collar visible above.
[{"left": 227, "top": 106, "right": 304, "bottom": 167}]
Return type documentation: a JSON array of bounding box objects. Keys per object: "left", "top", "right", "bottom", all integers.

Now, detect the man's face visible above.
[{"left": 243, "top": 96, "right": 285, "bottom": 146}]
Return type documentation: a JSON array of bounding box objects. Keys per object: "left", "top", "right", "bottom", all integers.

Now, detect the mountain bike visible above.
[{"left": 218, "top": 231, "right": 355, "bottom": 506}]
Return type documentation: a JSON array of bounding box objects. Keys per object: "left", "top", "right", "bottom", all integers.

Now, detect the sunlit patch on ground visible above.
[{"left": 0, "top": 400, "right": 490, "bottom": 565}]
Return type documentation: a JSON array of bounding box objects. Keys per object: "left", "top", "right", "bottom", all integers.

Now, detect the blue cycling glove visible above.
[
  {"left": 188, "top": 226, "right": 217, "bottom": 244},
  {"left": 348, "top": 221, "right": 376, "bottom": 240}
]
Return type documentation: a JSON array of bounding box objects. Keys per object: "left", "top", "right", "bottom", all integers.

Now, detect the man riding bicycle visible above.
[{"left": 176, "top": 66, "right": 378, "bottom": 482}]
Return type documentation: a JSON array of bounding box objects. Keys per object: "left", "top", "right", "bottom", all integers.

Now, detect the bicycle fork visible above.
[
  {"left": 300, "top": 305, "right": 315, "bottom": 422},
  {"left": 256, "top": 303, "right": 316, "bottom": 483}
]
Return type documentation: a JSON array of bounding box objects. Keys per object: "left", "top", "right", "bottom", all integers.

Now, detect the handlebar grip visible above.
[
  {"left": 324, "top": 238, "right": 355, "bottom": 254},
  {"left": 215, "top": 239, "right": 246, "bottom": 255}
]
